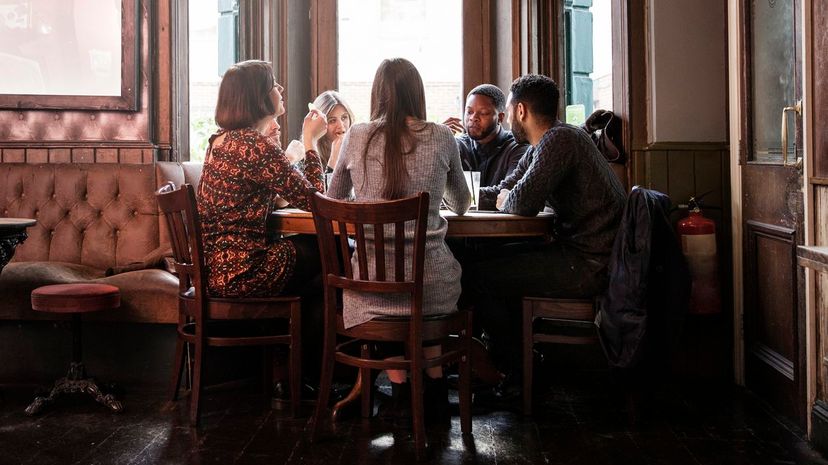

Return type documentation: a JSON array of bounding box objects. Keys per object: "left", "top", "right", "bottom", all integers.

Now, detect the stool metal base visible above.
[{"left": 25, "top": 362, "right": 123, "bottom": 415}]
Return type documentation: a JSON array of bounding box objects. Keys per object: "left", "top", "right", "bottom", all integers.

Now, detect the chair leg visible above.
[
  {"left": 190, "top": 330, "right": 205, "bottom": 426},
  {"left": 290, "top": 302, "right": 302, "bottom": 418},
  {"left": 311, "top": 320, "right": 335, "bottom": 442},
  {"left": 522, "top": 301, "right": 533, "bottom": 416},
  {"left": 459, "top": 312, "right": 473, "bottom": 434},
  {"left": 360, "top": 343, "right": 372, "bottom": 418},
  {"left": 262, "top": 346, "right": 274, "bottom": 397},
  {"left": 170, "top": 334, "right": 186, "bottom": 402},
  {"left": 410, "top": 355, "right": 427, "bottom": 461}
]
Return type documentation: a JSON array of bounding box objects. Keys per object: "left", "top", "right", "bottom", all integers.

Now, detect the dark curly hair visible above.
[
  {"left": 509, "top": 74, "right": 560, "bottom": 123},
  {"left": 467, "top": 84, "right": 506, "bottom": 113}
]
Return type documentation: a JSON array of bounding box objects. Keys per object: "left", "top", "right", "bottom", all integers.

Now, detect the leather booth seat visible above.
[{"left": 0, "top": 162, "right": 203, "bottom": 323}]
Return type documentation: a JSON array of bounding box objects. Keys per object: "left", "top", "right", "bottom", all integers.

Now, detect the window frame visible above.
[{"left": 172, "top": 0, "right": 630, "bottom": 161}]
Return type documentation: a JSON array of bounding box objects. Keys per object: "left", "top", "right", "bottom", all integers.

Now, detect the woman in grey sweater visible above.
[{"left": 325, "top": 58, "right": 470, "bottom": 400}]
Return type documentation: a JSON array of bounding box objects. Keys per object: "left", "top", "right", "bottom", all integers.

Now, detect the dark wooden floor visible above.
[{"left": 1, "top": 370, "right": 826, "bottom": 465}]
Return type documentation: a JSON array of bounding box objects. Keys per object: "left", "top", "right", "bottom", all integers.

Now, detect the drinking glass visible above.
[{"left": 464, "top": 171, "right": 480, "bottom": 210}]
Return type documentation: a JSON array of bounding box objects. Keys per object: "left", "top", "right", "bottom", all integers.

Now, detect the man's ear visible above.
[
  {"left": 497, "top": 112, "right": 505, "bottom": 124},
  {"left": 516, "top": 102, "right": 527, "bottom": 121}
]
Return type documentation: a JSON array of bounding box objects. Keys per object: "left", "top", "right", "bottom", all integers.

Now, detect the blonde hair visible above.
[{"left": 312, "top": 91, "right": 356, "bottom": 166}]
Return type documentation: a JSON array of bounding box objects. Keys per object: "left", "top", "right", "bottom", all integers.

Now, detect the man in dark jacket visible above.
[{"left": 444, "top": 84, "right": 530, "bottom": 196}]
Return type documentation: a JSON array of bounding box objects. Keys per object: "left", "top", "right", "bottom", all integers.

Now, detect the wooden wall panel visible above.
[
  {"left": 97, "top": 149, "right": 119, "bottom": 164},
  {"left": 72, "top": 149, "right": 95, "bottom": 163},
  {"left": 0, "top": 147, "right": 154, "bottom": 164},
  {"left": 49, "top": 149, "right": 70, "bottom": 163},
  {"left": 694, "top": 151, "right": 724, "bottom": 209},
  {"left": 2, "top": 150, "right": 25, "bottom": 163},
  {"left": 26, "top": 149, "right": 48, "bottom": 164}
]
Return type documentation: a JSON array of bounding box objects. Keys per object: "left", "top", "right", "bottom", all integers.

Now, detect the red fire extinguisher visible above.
[{"left": 677, "top": 195, "right": 721, "bottom": 314}]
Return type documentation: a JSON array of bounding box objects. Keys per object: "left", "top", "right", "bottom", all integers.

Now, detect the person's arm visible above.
[
  {"left": 500, "top": 130, "right": 571, "bottom": 216},
  {"left": 503, "top": 142, "right": 530, "bottom": 181},
  {"left": 259, "top": 140, "right": 324, "bottom": 211},
  {"left": 325, "top": 129, "right": 354, "bottom": 200},
  {"left": 478, "top": 146, "right": 534, "bottom": 210},
  {"left": 443, "top": 132, "right": 471, "bottom": 215},
  {"left": 262, "top": 110, "right": 327, "bottom": 211}
]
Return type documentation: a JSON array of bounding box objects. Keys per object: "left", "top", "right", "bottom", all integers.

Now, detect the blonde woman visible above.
[{"left": 311, "top": 90, "right": 356, "bottom": 171}]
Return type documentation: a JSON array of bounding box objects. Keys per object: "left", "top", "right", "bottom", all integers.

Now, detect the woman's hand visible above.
[
  {"left": 327, "top": 134, "right": 344, "bottom": 170},
  {"left": 302, "top": 109, "right": 328, "bottom": 152}
]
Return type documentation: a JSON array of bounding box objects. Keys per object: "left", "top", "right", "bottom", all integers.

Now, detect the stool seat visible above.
[{"left": 31, "top": 284, "right": 120, "bottom": 313}]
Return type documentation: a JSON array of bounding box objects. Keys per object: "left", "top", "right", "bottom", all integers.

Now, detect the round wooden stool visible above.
[{"left": 25, "top": 283, "right": 124, "bottom": 415}]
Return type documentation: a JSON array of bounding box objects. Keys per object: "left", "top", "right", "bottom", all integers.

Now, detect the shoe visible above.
[
  {"left": 424, "top": 376, "right": 449, "bottom": 425},
  {"left": 378, "top": 381, "right": 411, "bottom": 424},
  {"left": 270, "top": 380, "right": 319, "bottom": 410}
]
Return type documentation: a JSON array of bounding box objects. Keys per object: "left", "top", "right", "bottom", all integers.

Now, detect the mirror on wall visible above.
[{"left": 0, "top": 0, "right": 139, "bottom": 111}]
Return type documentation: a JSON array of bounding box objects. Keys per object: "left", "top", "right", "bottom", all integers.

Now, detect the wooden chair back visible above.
[
  {"left": 310, "top": 190, "right": 430, "bottom": 334},
  {"left": 155, "top": 182, "right": 206, "bottom": 318},
  {"left": 309, "top": 191, "right": 472, "bottom": 460}
]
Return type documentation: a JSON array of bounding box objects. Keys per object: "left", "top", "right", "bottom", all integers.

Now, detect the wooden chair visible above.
[
  {"left": 156, "top": 183, "right": 302, "bottom": 425},
  {"left": 522, "top": 297, "right": 598, "bottom": 416},
  {"left": 309, "top": 191, "right": 472, "bottom": 461}
]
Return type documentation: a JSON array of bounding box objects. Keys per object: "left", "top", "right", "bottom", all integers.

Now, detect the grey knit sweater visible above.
[
  {"left": 481, "top": 121, "right": 625, "bottom": 258},
  {"left": 326, "top": 120, "right": 471, "bottom": 328}
]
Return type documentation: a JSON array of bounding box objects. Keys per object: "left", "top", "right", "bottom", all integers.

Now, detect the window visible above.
[
  {"left": 337, "top": 0, "right": 463, "bottom": 123},
  {"left": 188, "top": 0, "right": 238, "bottom": 161},
  {"left": 564, "top": 0, "right": 613, "bottom": 125}
]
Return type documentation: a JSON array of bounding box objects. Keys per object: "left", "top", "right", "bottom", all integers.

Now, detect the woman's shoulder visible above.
[
  {"left": 415, "top": 121, "right": 455, "bottom": 145},
  {"left": 349, "top": 122, "right": 376, "bottom": 133}
]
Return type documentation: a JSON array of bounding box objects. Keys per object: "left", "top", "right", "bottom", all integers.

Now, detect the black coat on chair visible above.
[{"left": 595, "top": 187, "right": 690, "bottom": 370}]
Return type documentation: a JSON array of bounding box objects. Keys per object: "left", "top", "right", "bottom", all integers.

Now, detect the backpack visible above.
[{"left": 582, "top": 109, "right": 625, "bottom": 164}]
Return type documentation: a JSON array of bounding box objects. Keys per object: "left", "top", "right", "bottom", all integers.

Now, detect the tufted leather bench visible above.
[{"left": 0, "top": 162, "right": 203, "bottom": 323}]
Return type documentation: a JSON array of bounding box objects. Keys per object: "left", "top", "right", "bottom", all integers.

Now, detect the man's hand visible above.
[
  {"left": 496, "top": 189, "right": 511, "bottom": 211},
  {"left": 442, "top": 117, "right": 464, "bottom": 135}
]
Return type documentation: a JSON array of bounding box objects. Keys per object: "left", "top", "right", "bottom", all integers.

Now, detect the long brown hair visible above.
[
  {"left": 365, "top": 58, "right": 427, "bottom": 199},
  {"left": 214, "top": 60, "right": 276, "bottom": 130}
]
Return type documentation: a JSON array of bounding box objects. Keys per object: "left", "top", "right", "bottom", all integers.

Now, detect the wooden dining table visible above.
[{"left": 267, "top": 208, "right": 555, "bottom": 238}]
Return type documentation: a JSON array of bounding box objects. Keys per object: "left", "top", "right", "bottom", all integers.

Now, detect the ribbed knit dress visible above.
[{"left": 326, "top": 120, "right": 470, "bottom": 328}]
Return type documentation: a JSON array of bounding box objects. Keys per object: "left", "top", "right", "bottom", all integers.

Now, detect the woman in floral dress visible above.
[{"left": 198, "top": 60, "right": 327, "bottom": 298}]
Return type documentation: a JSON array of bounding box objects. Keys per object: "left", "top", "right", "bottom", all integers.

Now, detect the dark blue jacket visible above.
[{"left": 595, "top": 187, "right": 690, "bottom": 369}]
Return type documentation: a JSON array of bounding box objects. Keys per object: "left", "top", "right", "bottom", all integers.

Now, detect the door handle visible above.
[{"left": 781, "top": 100, "right": 802, "bottom": 168}]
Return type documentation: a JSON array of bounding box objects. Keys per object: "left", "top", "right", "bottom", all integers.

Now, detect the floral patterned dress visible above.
[{"left": 198, "top": 128, "right": 324, "bottom": 297}]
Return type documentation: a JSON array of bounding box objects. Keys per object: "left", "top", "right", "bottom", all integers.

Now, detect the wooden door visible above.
[{"left": 740, "top": 0, "right": 805, "bottom": 427}]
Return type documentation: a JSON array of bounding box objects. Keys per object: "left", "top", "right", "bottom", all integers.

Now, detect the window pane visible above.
[
  {"left": 750, "top": 0, "right": 795, "bottom": 162},
  {"left": 189, "top": 0, "right": 236, "bottom": 161},
  {"left": 564, "top": 0, "right": 613, "bottom": 126},
  {"left": 337, "top": 0, "right": 462, "bottom": 124}
]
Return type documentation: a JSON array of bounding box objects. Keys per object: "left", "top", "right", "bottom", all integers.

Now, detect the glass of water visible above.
[{"left": 464, "top": 171, "right": 480, "bottom": 210}]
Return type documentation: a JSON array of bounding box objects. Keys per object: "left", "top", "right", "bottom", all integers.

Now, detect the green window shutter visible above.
[
  {"left": 217, "top": 0, "right": 239, "bottom": 77},
  {"left": 564, "top": 0, "right": 594, "bottom": 116}
]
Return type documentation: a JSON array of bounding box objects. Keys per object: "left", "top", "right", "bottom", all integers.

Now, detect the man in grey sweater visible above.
[{"left": 468, "top": 74, "right": 626, "bottom": 375}]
